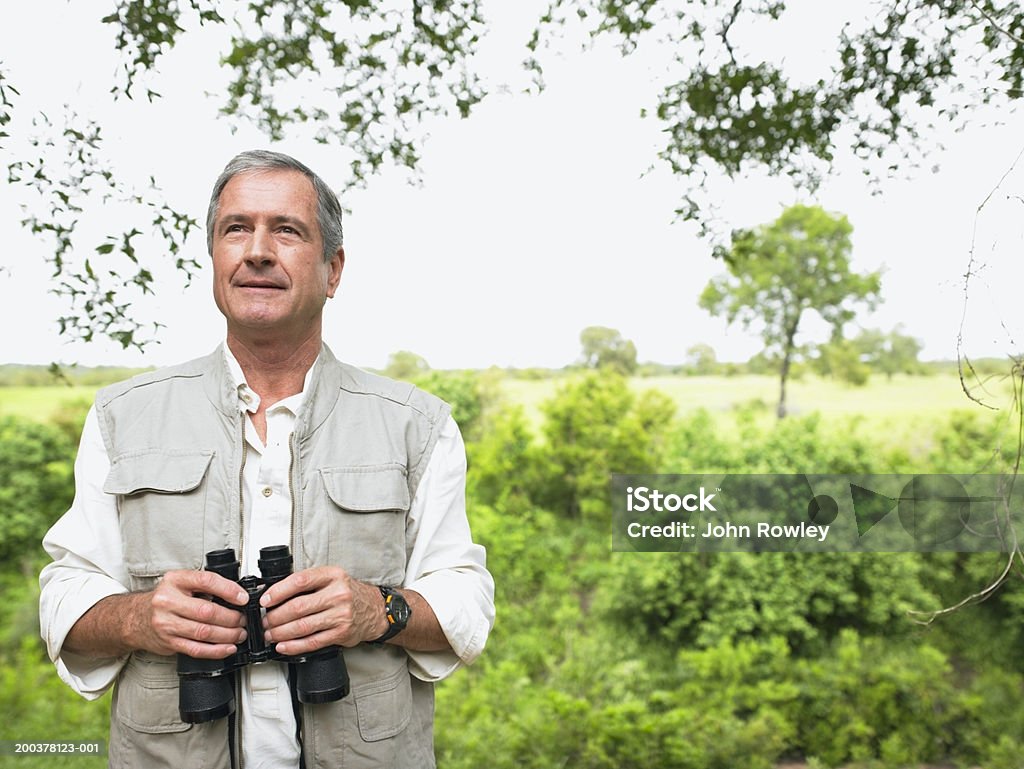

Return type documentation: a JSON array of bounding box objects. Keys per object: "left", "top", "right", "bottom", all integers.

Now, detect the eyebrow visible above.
[{"left": 219, "top": 213, "right": 314, "bottom": 237}]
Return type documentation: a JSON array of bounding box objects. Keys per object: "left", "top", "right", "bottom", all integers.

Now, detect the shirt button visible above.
[
  {"left": 241, "top": 393, "right": 253, "bottom": 404},
  {"left": 261, "top": 487, "right": 273, "bottom": 498}
]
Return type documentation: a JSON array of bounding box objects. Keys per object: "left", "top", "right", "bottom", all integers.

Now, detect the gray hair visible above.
[{"left": 206, "top": 149, "right": 344, "bottom": 262}]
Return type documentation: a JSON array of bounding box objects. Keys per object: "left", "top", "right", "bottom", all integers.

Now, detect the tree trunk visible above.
[
  {"left": 777, "top": 355, "right": 790, "bottom": 419},
  {"left": 777, "top": 323, "right": 799, "bottom": 419}
]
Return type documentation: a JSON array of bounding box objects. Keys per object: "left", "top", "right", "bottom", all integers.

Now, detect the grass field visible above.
[
  {"left": 1, "top": 371, "right": 1015, "bottom": 434},
  {"left": 500, "top": 371, "right": 1014, "bottom": 423},
  {"left": 0, "top": 387, "right": 96, "bottom": 422}
]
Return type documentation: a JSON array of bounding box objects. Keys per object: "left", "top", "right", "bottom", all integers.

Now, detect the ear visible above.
[{"left": 326, "top": 247, "right": 344, "bottom": 298}]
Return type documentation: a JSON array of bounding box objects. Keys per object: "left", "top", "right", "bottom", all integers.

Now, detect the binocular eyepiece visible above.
[{"left": 176, "top": 545, "right": 350, "bottom": 723}]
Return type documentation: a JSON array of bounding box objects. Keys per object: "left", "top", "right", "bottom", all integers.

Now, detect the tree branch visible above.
[
  {"left": 720, "top": 0, "right": 743, "bottom": 63},
  {"left": 957, "top": 141, "right": 1024, "bottom": 406},
  {"left": 967, "top": 0, "right": 1024, "bottom": 46}
]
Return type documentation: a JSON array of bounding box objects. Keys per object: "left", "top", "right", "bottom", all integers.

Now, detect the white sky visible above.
[{"left": 1, "top": 1, "right": 1023, "bottom": 370}]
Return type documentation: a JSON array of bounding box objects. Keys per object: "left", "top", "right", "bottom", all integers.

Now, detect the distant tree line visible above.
[
  {"left": 0, "top": 364, "right": 151, "bottom": 388},
  {"left": 581, "top": 329, "right": 930, "bottom": 383}
]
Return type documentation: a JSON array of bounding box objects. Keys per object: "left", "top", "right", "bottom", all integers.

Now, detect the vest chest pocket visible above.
[
  {"left": 320, "top": 465, "right": 410, "bottom": 585},
  {"left": 104, "top": 449, "right": 214, "bottom": 578}
]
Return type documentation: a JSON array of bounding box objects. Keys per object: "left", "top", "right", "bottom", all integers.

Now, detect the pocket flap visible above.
[
  {"left": 104, "top": 449, "right": 214, "bottom": 495},
  {"left": 354, "top": 665, "right": 412, "bottom": 742},
  {"left": 320, "top": 465, "right": 410, "bottom": 513},
  {"left": 117, "top": 652, "right": 192, "bottom": 734}
]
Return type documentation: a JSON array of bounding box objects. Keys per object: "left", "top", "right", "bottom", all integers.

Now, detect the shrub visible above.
[{"left": 0, "top": 416, "right": 75, "bottom": 568}]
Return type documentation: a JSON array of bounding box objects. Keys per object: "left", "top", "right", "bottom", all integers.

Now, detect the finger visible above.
[
  {"left": 274, "top": 629, "right": 346, "bottom": 656},
  {"left": 262, "top": 591, "right": 336, "bottom": 629},
  {"left": 175, "top": 570, "right": 250, "bottom": 607},
  {"left": 263, "top": 610, "right": 341, "bottom": 645},
  {"left": 173, "top": 637, "right": 243, "bottom": 660},
  {"left": 260, "top": 567, "right": 345, "bottom": 608},
  {"left": 151, "top": 583, "right": 246, "bottom": 629},
  {"left": 153, "top": 608, "right": 249, "bottom": 647},
  {"left": 183, "top": 595, "right": 248, "bottom": 629}
]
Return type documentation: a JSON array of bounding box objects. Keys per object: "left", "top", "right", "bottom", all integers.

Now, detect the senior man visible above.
[{"left": 39, "top": 149, "right": 495, "bottom": 769}]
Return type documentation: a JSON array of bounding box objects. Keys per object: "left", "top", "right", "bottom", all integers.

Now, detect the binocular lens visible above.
[
  {"left": 294, "top": 649, "right": 350, "bottom": 704},
  {"left": 258, "top": 545, "right": 293, "bottom": 580},
  {"left": 179, "top": 674, "right": 235, "bottom": 724},
  {"left": 204, "top": 549, "right": 241, "bottom": 581}
]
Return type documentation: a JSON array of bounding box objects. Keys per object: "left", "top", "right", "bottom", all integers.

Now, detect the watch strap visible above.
[{"left": 369, "top": 586, "right": 409, "bottom": 644}]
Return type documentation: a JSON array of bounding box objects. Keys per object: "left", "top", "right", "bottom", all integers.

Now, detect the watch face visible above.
[{"left": 390, "top": 592, "right": 411, "bottom": 627}]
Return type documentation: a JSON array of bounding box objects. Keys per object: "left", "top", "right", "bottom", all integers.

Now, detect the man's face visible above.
[{"left": 211, "top": 169, "right": 343, "bottom": 340}]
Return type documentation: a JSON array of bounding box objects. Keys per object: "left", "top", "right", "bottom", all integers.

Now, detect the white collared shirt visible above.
[{"left": 39, "top": 347, "right": 495, "bottom": 768}]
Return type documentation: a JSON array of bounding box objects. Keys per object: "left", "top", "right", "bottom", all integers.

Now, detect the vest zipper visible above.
[
  {"left": 236, "top": 414, "right": 247, "bottom": 769},
  {"left": 287, "top": 432, "right": 304, "bottom": 766},
  {"left": 288, "top": 435, "right": 297, "bottom": 561},
  {"left": 237, "top": 416, "right": 247, "bottom": 561},
  {"left": 236, "top": 675, "right": 245, "bottom": 769}
]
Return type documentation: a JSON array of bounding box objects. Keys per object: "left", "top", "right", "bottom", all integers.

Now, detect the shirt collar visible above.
[{"left": 222, "top": 344, "right": 318, "bottom": 417}]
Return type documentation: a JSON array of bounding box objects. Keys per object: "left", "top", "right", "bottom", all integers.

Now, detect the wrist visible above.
[
  {"left": 119, "top": 592, "right": 150, "bottom": 653},
  {"left": 368, "top": 585, "right": 412, "bottom": 645},
  {"left": 66, "top": 592, "right": 145, "bottom": 658},
  {"left": 371, "top": 585, "right": 391, "bottom": 640}
]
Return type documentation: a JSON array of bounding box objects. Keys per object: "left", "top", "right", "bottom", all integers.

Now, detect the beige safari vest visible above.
[{"left": 93, "top": 344, "right": 450, "bottom": 769}]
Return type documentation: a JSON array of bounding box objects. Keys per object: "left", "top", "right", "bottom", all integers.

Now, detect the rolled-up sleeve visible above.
[
  {"left": 39, "top": 405, "right": 130, "bottom": 699},
  {"left": 403, "top": 416, "right": 495, "bottom": 682}
]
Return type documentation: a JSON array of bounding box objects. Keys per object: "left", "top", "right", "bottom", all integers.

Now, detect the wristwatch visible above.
[{"left": 370, "top": 586, "right": 411, "bottom": 644}]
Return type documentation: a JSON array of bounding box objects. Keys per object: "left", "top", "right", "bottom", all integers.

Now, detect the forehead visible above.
[{"left": 217, "top": 169, "right": 318, "bottom": 220}]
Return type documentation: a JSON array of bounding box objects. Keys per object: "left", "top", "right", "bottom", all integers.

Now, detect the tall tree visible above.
[{"left": 700, "top": 204, "right": 881, "bottom": 417}]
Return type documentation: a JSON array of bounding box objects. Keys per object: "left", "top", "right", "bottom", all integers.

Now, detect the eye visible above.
[{"left": 225, "top": 224, "right": 245, "bottom": 233}]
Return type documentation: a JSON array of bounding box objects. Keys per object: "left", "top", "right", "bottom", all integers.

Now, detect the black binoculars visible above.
[{"left": 177, "top": 545, "right": 350, "bottom": 723}]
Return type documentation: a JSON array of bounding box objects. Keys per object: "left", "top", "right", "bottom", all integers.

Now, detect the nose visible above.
[{"left": 244, "top": 225, "right": 276, "bottom": 266}]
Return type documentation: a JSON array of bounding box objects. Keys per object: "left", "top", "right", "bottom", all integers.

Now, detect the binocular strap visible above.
[
  {"left": 287, "top": 665, "right": 308, "bottom": 769},
  {"left": 228, "top": 675, "right": 239, "bottom": 769}
]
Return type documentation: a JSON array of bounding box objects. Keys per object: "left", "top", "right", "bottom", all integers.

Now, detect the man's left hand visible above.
[{"left": 259, "top": 566, "right": 388, "bottom": 655}]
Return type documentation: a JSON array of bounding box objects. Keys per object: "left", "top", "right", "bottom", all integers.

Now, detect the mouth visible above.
[{"left": 235, "top": 279, "right": 286, "bottom": 290}]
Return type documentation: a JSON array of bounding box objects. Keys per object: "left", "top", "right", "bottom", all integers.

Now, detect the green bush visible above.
[
  {"left": 0, "top": 416, "right": 75, "bottom": 568},
  {"left": 0, "top": 637, "right": 109, "bottom": 769},
  {"left": 926, "top": 408, "right": 1020, "bottom": 473},
  {"left": 535, "top": 372, "right": 676, "bottom": 518},
  {"left": 792, "top": 629, "right": 962, "bottom": 766},
  {"left": 415, "top": 369, "right": 501, "bottom": 442},
  {"left": 596, "top": 552, "right": 939, "bottom": 656},
  {"left": 466, "top": 405, "right": 541, "bottom": 508}
]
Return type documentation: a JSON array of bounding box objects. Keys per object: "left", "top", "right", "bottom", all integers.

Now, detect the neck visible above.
[{"left": 226, "top": 328, "right": 322, "bottom": 403}]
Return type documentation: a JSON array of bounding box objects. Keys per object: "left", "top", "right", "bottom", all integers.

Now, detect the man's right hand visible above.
[
  {"left": 133, "top": 570, "right": 249, "bottom": 658},
  {"left": 64, "top": 570, "right": 249, "bottom": 660}
]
